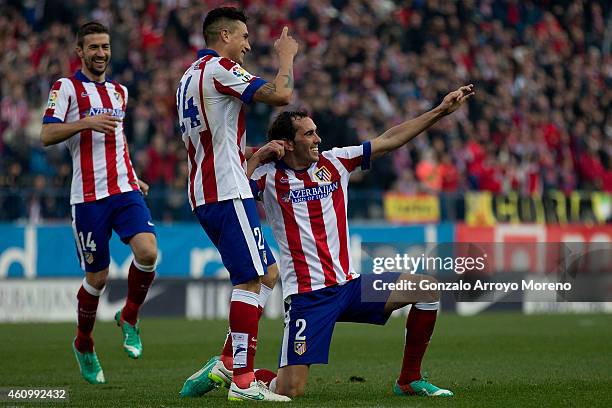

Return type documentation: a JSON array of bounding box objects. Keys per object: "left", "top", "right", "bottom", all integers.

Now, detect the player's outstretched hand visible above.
[
  {"left": 83, "top": 114, "right": 121, "bottom": 134},
  {"left": 274, "top": 26, "right": 298, "bottom": 59},
  {"left": 254, "top": 140, "right": 285, "bottom": 163},
  {"left": 437, "top": 84, "right": 475, "bottom": 116}
]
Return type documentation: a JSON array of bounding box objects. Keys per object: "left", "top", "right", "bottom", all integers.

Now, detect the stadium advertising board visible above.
[
  {"left": 0, "top": 223, "right": 454, "bottom": 279},
  {"left": 465, "top": 191, "right": 611, "bottom": 225},
  {"left": 1, "top": 223, "right": 610, "bottom": 321},
  {"left": 383, "top": 193, "right": 440, "bottom": 223}
]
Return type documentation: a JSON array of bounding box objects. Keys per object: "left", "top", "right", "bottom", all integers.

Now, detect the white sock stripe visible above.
[
  {"left": 414, "top": 301, "right": 439, "bottom": 311},
  {"left": 258, "top": 284, "right": 273, "bottom": 308},
  {"left": 133, "top": 259, "right": 156, "bottom": 272},
  {"left": 82, "top": 278, "right": 104, "bottom": 296},
  {"left": 231, "top": 289, "right": 260, "bottom": 308}
]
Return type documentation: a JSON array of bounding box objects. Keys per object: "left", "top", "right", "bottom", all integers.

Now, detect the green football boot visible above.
[
  {"left": 115, "top": 310, "right": 142, "bottom": 359},
  {"left": 393, "top": 378, "right": 454, "bottom": 397},
  {"left": 179, "top": 356, "right": 222, "bottom": 397},
  {"left": 72, "top": 339, "right": 106, "bottom": 384}
]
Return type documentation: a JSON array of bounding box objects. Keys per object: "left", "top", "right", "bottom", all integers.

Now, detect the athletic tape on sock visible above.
[
  {"left": 414, "top": 301, "right": 439, "bottom": 311},
  {"left": 269, "top": 377, "right": 277, "bottom": 392},
  {"left": 231, "top": 332, "right": 249, "bottom": 369},
  {"left": 133, "top": 259, "right": 156, "bottom": 272},
  {"left": 231, "top": 289, "right": 260, "bottom": 308},
  {"left": 82, "top": 278, "right": 104, "bottom": 296},
  {"left": 258, "top": 284, "right": 273, "bottom": 308}
]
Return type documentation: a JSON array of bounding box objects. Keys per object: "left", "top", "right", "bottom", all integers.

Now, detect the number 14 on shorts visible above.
[{"left": 78, "top": 231, "right": 97, "bottom": 252}]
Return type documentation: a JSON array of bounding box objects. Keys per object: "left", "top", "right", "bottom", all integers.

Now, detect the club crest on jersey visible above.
[
  {"left": 84, "top": 252, "right": 94, "bottom": 265},
  {"left": 294, "top": 341, "right": 306, "bottom": 356},
  {"left": 114, "top": 91, "right": 124, "bottom": 107},
  {"left": 283, "top": 182, "right": 339, "bottom": 204},
  {"left": 46, "top": 90, "right": 59, "bottom": 109},
  {"left": 314, "top": 166, "right": 332, "bottom": 183},
  {"left": 231, "top": 65, "right": 253, "bottom": 83}
]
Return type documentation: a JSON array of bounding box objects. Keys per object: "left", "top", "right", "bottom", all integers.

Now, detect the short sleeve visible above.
[
  {"left": 326, "top": 141, "right": 372, "bottom": 174},
  {"left": 43, "top": 79, "right": 72, "bottom": 124},
  {"left": 212, "top": 58, "right": 267, "bottom": 104},
  {"left": 250, "top": 165, "right": 270, "bottom": 201}
]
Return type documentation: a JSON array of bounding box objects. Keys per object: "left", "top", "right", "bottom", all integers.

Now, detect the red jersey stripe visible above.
[
  {"left": 44, "top": 80, "right": 63, "bottom": 118},
  {"left": 294, "top": 172, "right": 338, "bottom": 287},
  {"left": 338, "top": 156, "right": 362, "bottom": 173},
  {"left": 319, "top": 156, "right": 351, "bottom": 278},
  {"left": 95, "top": 85, "right": 120, "bottom": 195},
  {"left": 237, "top": 106, "right": 246, "bottom": 166},
  {"left": 219, "top": 58, "right": 235, "bottom": 71},
  {"left": 187, "top": 138, "right": 197, "bottom": 208},
  {"left": 111, "top": 83, "right": 138, "bottom": 191},
  {"left": 69, "top": 77, "right": 96, "bottom": 202},
  {"left": 213, "top": 77, "right": 242, "bottom": 99},
  {"left": 275, "top": 169, "right": 311, "bottom": 292},
  {"left": 198, "top": 56, "right": 218, "bottom": 203}
]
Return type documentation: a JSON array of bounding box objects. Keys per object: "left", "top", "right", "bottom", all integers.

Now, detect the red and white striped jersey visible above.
[
  {"left": 42, "top": 70, "right": 140, "bottom": 204},
  {"left": 176, "top": 49, "right": 267, "bottom": 209},
  {"left": 250, "top": 142, "right": 372, "bottom": 298}
]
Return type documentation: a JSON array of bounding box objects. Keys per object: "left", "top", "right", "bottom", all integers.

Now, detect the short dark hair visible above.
[
  {"left": 268, "top": 111, "right": 310, "bottom": 142},
  {"left": 77, "top": 22, "right": 109, "bottom": 48},
  {"left": 202, "top": 7, "right": 247, "bottom": 45}
]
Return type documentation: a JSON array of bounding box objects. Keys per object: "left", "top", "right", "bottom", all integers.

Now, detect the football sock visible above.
[
  {"left": 398, "top": 302, "right": 439, "bottom": 386},
  {"left": 254, "top": 368, "right": 277, "bottom": 388},
  {"left": 220, "top": 284, "right": 272, "bottom": 370},
  {"left": 229, "top": 289, "right": 260, "bottom": 389},
  {"left": 122, "top": 260, "right": 155, "bottom": 325},
  {"left": 75, "top": 279, "right": 103, "bottom": 352}
]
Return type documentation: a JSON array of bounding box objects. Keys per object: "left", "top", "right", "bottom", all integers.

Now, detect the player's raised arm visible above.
[
  {"left": 253, "top": 26, "right": 298, "bottom": 106},
  {"left": 246, "top": 140, "right": 285, "bottom": 178},
  {"left": 41, "top": 114, "right": 121, "bottom": 146},
  {"left": 370, "top": 84, "right": 474, "bottom": 160}
]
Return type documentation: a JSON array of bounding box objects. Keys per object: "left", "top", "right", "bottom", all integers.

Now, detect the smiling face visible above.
[
  {"left": 224, "top": 21, "right": 250, "bottom": 65},
  {"left": 288, "top": 116, "right": 321, "bottom": 166},
  {"left": 77, "top": 33, "right": 111, "bottom": 78}
]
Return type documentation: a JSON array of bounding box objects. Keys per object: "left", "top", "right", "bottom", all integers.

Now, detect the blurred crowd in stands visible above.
[{"left": 0, "top": 0, "right": 610, "bottom": 221}]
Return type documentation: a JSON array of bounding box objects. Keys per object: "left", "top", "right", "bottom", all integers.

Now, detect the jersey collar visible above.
[
  {"left": 75, "top": 70, "right": 107, "bottom": 85},
  {"left": 275, "top": 160, "right": 313, "bottom": 173},
  {"left": 197, "top": 48, "right": 220, "bottom": 59}
]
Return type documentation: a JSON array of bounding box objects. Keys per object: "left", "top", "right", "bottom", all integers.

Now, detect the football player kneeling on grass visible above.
[{"left": 181, "top": 84, "right": 474, "bottom": 398}]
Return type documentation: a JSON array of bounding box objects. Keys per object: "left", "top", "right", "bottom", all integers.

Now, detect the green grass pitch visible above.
[{"left": 1, "top": 313, "right": 610, "bottom": 407}]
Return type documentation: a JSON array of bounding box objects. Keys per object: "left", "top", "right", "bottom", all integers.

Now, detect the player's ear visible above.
[
  {"left": 282, "top": 138, "right": 294, "bottom": 152},
  {"left": 75, "top": 46, "right": 84, "bottom": 58},
  {"left": 220, "top": 28, "right": 231, "bottom": 44}
]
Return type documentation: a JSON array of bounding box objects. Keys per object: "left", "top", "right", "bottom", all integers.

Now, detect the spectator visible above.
[{"left": 0, "top": 0, "right": 609, "bottom": 221}]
